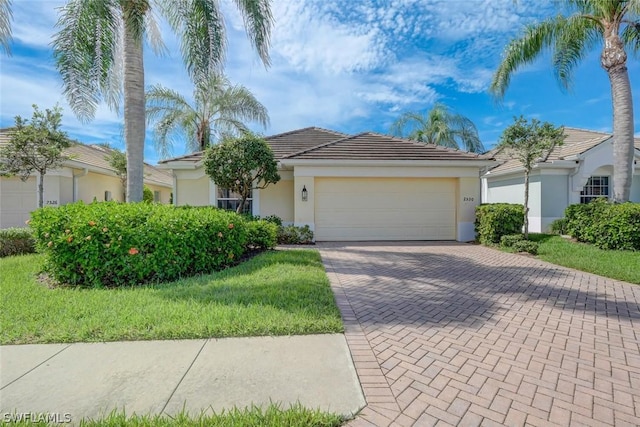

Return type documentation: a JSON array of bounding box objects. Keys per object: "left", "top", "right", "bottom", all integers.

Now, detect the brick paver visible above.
[{"left": 319, "top": 242, "right": 640, "bottom": 427}]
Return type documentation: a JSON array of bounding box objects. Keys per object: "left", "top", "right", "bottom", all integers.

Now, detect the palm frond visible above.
[
  {"left": 490, "top": 17, "right": 561, "bottom": 98},
  {"left": 232, "top": 0, "right": 274, "bottom": 67},
  {"left": 0, "top": 0, "right": 12, "bottom": 55},
  {"left": 390, "top": 112, "right": 428, "bottom": 139},
  {"left": 52, "top": 0, "right": 121, "bottom": 122},
  {"left": 552, "top": 15, "right": 600, "bottom": 89},
  {"left": 622, "top": 19, "right": 640, "bottom": 54}
]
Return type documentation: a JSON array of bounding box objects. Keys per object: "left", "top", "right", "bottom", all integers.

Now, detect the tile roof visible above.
[
  {"left": 284, "top": 132, "right": 483, "bottom": 160},
  {"left": 0, "top": 129, "right": 172, "bottom": 187},
  {"left": 487, "top": 127, "right": 640, "bottom": 175},
  {"left": 157, "top": 127, "right": 348, "bottom": 163}
]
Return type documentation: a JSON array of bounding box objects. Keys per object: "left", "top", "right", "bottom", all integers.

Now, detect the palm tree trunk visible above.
[
  {"left": 602, "top": 30, "right": 634, "bottom": 203},
  {"left": 123, "top": 19, "right": 145, "bottom": 203},
  {"left": 607, "top": 67, "right": 634, "bottom": 203},
  {"left": 523, "top": 170, "right": 529, "bottom": 239}
]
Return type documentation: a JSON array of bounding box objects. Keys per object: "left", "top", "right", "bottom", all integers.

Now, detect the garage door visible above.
[
  {"left": 0, "top": 177, "right": 37, "bottom": 228},
  {"left": 315, "top": 177, "right": 456, "bottom": 241}
]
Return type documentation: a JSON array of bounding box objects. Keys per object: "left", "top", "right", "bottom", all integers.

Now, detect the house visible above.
[
  {"left": 158, "top": 127, "right": 495, "bottom": 242},
  {"left": 481, "top": 127, "right": 640, "bottom": 232},
  {"left": 0, "top": 130, "right": 173, "bottom": 229}
]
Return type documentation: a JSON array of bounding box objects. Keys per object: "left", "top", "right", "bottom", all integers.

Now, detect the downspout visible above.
[
  {"left": 172, "top": 172, "right": 178, "bottom": 206},
  {"left": 72, "top": 168, "right": 88, "bottom": 202}
]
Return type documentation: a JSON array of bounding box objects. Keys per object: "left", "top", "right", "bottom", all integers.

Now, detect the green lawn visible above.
[
  {"left": 5, "top": 404, "right": 346, "bottom": 426},
  {"left": 0, "top": 250, "right": 343, "bottom": 345},
  {"left": 528, "top": 234, "right": 640, "bottom": 284}
]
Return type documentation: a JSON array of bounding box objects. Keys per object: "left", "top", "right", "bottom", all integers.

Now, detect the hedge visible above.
[
  {"left": 475, "top": 203, "right": 524, "bottom": 244},
  {"left": 565, "top": 200, "right": 640, "bottom": 251},
  {"left": 245, "top": 220, "right": 278, "bottom": 250},
  {"left": 0, "top": 227, "right": 36, "bottom": 257},
  {"left": 29, "top": 202, "right": 248, "bottom": 287}
]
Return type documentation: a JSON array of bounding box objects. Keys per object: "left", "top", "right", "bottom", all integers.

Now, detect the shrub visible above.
[
  {"left": 512, "top": 240, "right": 539, "bottom": 255},
  {"left": 263, "top": 215, "right": 283, "bottom": 226},
  {"left": 549, "top": 218, "right": 568, "bottom": 235},
  {"left": 565, "top": 200, "right": 640, "bottom": 250},
  {"left": 245, "top": 220, "right": 278, "bottom": 250},
  {"left": 591, "top": 203, "right": 640, "bottom": 251},
  {"left": 277, "top": 225, "right": 314, "bottom": 245},
  {"left": 500, "top": 234, "right": 525, "bottom": 248},
  {"left": 143, "top": 186, "right": 154, "bottom": 203},
  {"left": 29, "top": 202, "right": 247, "bottom": 287},
  {"left": 475, "top": 204, "right": 524, "bottom": 244},
  {"left": 0, "top": 227, "right": 36, "bottom": 257}
]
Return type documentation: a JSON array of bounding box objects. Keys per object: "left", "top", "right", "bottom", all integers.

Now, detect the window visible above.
[
  {"left": 154, "top": 191, "right": 161, "bottom": 202},
  {"left": 217, "top": 188, "right": 252, "bottom": 213},
  {"left": 580, "top": 176, "right": 609, "bottom": 204},
  {"left": 104, "top": 191, "right": 112, "bottom": 201}
]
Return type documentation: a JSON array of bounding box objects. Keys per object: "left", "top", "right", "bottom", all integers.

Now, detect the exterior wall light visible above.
[{"left": 302, "top": 185, "right": 308, "bottom": 201}]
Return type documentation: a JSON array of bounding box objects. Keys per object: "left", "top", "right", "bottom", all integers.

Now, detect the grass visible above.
[
  {"left": 524, "top": 234, "right": 640, "bottom": 284},
  {"left": 0, "top": 250, "right": 343, "bottom": 345},
  {"left": 4, "top": 404, "right": 346, "bottom": 426}
]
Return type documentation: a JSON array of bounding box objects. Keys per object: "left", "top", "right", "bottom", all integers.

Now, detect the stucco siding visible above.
[
  {"left": 631, "top": 175, "right": 640, "bottom": 203},
  {"left": 176, "top": 175, "right": 210, "bottom": 206},
  {"left": 76, "top": 172, "right": 123, "bottom": 203},
  {"left": 60, "top": 177, "right": 74, "bottom": 205},
  {"left": 146, "top": 183, "right": 171, "bottom": 204},
  {"left": 258, "top": 180, "right": 294, "bottom": 222},
  {"left": 540, "top": 175, "right": 569, "bottom": 230}
]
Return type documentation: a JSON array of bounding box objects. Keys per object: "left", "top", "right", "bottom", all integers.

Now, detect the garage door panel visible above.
[
  {"left": 0, "top": 177, "right": 37, "bottom": 228},
  {"left": 314, "top": 178, "right": 456, "bottom": 241}
]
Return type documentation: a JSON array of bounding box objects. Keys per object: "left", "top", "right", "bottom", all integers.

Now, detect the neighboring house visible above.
[
  {"left": 481, "top": 127, "right": 640, "bottom": 233},
  {"left": 158, "top": 127, "right": 495, "bottom": 242},
  {"left": 0, "top": 129, "right": 173, "bottom": 229}
]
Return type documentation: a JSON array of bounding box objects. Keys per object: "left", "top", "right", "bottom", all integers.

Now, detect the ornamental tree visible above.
[
  {"left": 0, "top": 104, "right": 72, "bottom": 208},
  {"left": 204, "top": 133, "right": 280, "bottom": 214},
  {"left": 497, "top": 116, "right": 566, "bottom": 238}
]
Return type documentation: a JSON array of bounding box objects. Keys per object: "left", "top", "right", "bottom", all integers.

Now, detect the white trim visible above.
[{"left": 282, "top": 159, "right": 495, "bottom": 168}]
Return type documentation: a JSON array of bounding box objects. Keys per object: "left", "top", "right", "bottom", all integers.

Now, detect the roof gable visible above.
[{"left": 284, "top": 132, "right": 482, "bottom": 161}]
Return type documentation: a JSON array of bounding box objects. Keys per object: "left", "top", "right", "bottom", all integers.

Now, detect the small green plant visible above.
[
  {"left": 475, "top": 203, "right": 524, "bottom": 244},
  {"left": 263, "top": 214, "right": 283, "bottom": 226},
  {"left": 549, "top": 218, "right": 568, "bottom": 235},
  {"left": 511, "top": 239, "right": 539, "bottom": 255},
  {"left": 277, "top": 225, "right": 314, "bottom": 245},
  {"left": 500, "top": 234, "right": 525, "bottom": 248},
  {"left": 0, "top": 228, "right": 36, "bottom": 257},
  {"left": 245, "top": 220, "right": 278, "bottom": 250},
  {"left": 143, "top": 185, "right": 154, "bottom": 203}
]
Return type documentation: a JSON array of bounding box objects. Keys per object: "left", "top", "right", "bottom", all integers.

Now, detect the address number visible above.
[
  {"left": 46, "top": 200, "right": 58, "bottom": 205},
  {"left": 463, "top": 197, "right": 474, "bottom": 202}
]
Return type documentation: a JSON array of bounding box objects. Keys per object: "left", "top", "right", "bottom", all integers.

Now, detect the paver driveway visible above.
[{"left": 319, "top": 242, "right": 640, "bottom": 427}]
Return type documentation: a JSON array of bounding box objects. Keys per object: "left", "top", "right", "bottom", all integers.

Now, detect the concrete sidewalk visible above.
[{"left": 0, "top": 334, "right": 365, "bottom": 424}]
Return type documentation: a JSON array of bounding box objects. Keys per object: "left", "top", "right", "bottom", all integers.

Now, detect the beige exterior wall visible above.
[
  {"left": 176, "top": 175, "right": 210, "bottom": 206},
  {"left": 0, "top": 176, "right": 37, "bottom": 228},
  {"left": 258, "top": 174, "right": 294, "bottom": 222},
  {"left": 76, "top": 172, "right": 124, "bottom": 203},
  {"left": 146, "top": 183, "right": 171, "bottom": 204},
  {"left": 456, "top": 177, "right": 481, "bottom": 241}
]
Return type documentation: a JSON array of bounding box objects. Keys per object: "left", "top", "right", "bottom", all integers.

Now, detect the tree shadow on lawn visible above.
[
  {"left": 152, "top": 249, "right": 338, "bottom": 314},
  {"left": 319, "top": 242, "right": 640, "bottom": 332}
]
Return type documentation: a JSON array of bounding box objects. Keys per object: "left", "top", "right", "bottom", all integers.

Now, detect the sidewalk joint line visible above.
[
  {"left": 160, "top": 339, "right": 208, "bottom": 414},
  {"left": 1, "top": 344, "right": 72, "bottom": 390}
]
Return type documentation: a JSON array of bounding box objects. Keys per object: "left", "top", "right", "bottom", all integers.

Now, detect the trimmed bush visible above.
[
  {"left": 500, "top": 234, "right": 525, "bottom": 248},
  {"left": 549, "top": 218, "right": 568, "bottom": 235},
  {"left": 29, "top": 202, "right": 247, "bottom": 287},
  {"left": 143, "top": 186, "right": 154, "bottom": 203},
  {"left": 565, "top": 200, "right": 640, "bottom": 251},
  {"left": 245, "top": 220, "right": 278, "bottom": 250},
  {"left": 512, "top": 240, "right": 539, "bottom": 255},
  {"left": 263, "top": 215, "right": 283, "bottom": 226},
  {"left": 475, "top": 204, "right": 524, "bottom": 244},
  {"left": 0, "top": 227, "right": 36, "bottom": 257},
  {"left": 277, "top": 225, "right": 314, "bottom": 245}
]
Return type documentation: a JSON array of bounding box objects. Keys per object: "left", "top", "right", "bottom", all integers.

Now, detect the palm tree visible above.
[
  {"left": 0, "top": 0, "right": 12, "bottom": 55},
  {"left": 390, "top": 103, "right": 485, "bottom": 153},
  {"left": 52, "top": 0, "right": 273, "bottom": 202},
  {"left": 146, "top": 74, "right": 270, "bottom": 159},
  {"left": 490, "top": 0, "right": 639, "bottom": 203}
]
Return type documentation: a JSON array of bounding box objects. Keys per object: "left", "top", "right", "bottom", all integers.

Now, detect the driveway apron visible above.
[{"left": 319, "top": 242, "right": 640, "bottom": 427}]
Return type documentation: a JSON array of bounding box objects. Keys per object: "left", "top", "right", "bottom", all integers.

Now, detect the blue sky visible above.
[{"left": 1, "top": 0, "right": 639, "bottom": 164}]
